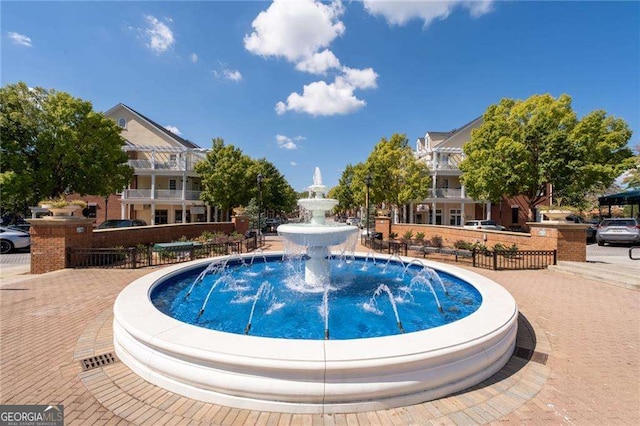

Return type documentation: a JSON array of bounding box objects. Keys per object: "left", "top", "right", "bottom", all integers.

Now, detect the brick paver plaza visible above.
[{"left": 1, "top": 238, "right": 638, "bottom": 425}]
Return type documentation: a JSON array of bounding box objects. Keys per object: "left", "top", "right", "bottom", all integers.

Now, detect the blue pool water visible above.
[{"left": 151, "top": 256, "right": 482, "bottom": 340}]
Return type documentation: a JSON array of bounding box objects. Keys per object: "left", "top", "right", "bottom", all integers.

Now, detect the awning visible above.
[{"left": 598, "top": 189, "right": 640, "bottom": 206}]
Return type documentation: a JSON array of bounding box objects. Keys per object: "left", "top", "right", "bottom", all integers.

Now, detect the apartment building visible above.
[
  {"left": 411, "top": 116, "right": 550, "bottom": 231},
  {"left": 411, "top": 117, "right": 485, "bottom": 226},
  {"left": 103, "top": 104, "right": 216, "bottom": 225}
]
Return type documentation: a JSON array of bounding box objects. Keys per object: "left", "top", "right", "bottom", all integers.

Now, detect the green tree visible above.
[
  {"left": 359, "top": 133, "right": 431, "bottom": 220},
  {"left": 250, "top": 158, "right": 298, "bottom": 215},
  {"left": 622, "top": 144, "right": 640, "bottom": 188},
  {"left": 195, "top": 138, "right": 253, "bottom": 216},
  {"left": 330, "top": 164, "right": 360, "bottom": 215},
  {"left": 0, "top": 82, "right": 132, "bottom": 213},
  {"left": 460, "top": 94, "right": 633, "bottom": 219}
]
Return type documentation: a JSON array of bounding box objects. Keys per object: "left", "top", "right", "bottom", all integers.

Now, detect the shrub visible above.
[
  {"left": 388, "top": 232, "right": 398, "bottom": 240},
  {"left": 196, "top": 231, "right": 215, "bottom": 243},
  {"left": 454, "top": 240, "right": 473, "bottom": 250},
  {"left": 429, "top": 235, "right": 443, "bottom": 248},
  {"left": 401, "top": 230, "right": 413, "bottom": 243},
  {"left": 414, "top": 232, "right": 425, "bottom": 244}
]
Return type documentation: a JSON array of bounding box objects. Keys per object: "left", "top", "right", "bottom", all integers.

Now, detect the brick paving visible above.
[{"left": 1, "top": 239, "right": 638, "bottom": 425}]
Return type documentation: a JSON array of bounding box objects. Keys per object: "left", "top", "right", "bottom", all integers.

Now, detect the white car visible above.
[
  {"left": 0, "top": 226, "right": 31, "bottom": 254},
  {"left": 463, "top": 220, "right": 506, "bottom": 231}
]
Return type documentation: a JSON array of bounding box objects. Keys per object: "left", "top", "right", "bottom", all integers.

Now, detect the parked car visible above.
[
  {"left": 345, "top": 217, "right": 360, "bottom": 227},
  {"left": 96, "top": 219, "right": 147, "bottom": 229},
  {"left": 0, "top": 226, "right": 31, "bottom": 254},
  {"left": 586, "top": 218, "right": 600, "bottom": 243},
  {"left": 595, "top": 218, "right": 640, "bottom": 246},
  {"left": 463, "top": 220, "right": 506, "bottom": 231}
]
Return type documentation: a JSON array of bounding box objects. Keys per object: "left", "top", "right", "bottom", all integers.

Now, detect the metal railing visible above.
[
  {"left": 123, "top": 189, "right": 202, "bottom": 200},
  {"left": 67, "top": 237, "right": 263, "bottom": 269},
  {"left": 472, "top": 249, "right": 557, "bottom": 270}
]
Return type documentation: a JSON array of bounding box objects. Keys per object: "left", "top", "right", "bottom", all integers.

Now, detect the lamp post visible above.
[
  {"left": 365, "top": 173, "right": 372, "bottom": 240},
  {"left": 257, "top": 173, "right": 263, "bottom": 237}
]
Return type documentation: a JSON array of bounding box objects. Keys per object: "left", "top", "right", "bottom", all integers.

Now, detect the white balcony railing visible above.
[
  {"left": 427, "top": 188, "right": 463, "bottom": 198},
  {"left": 124, "top": 189, "right": 202, "bottom": 201}
]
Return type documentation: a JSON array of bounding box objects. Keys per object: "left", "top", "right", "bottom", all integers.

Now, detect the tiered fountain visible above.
[
  {"left": 113, "top": 167, "right": 518, "bottom": 414},
  {"left": 277, "top": 167, "right": 358, "bottom": 286}
]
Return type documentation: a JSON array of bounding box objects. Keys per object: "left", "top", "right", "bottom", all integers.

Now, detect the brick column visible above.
[
  {"left": 232, "top": 214, "right": 250, "bottom": 236},
  {"left": 29, "top": 218, "right": 94, "bottom": 274},
  {"left": 375, "top": 216, "right": 392, "bottom": 240},
  {"left": 528, "top": 222, "right": 590, "bottom": 262}
]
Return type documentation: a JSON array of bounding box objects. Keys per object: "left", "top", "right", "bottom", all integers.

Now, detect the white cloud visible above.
[
  {"left": 295, "top": 49, "right": 341, "bottom": 75},
  {"left": 164, "top": 125, "right": 182, "bottom": 135},
  {"left": 244, "top": 0, "right": 345, "bottom": 65},
  {"left": 339, "top": 66, "right": 378, "bottom": 89},
  {"left": 213, "top": 68, "right": 243, "bottom": 82},
  {"left": 8, "top": 32, "right": 32, "bottom": 47},
  {"left": 143, "top": 15, "right": 175, "bottom": 53},
  {"left": 291, "top": 162, "right": 298, "bottom": 167},
  {"left": 361, "top": 0, "right": 495, "bottom": 27},
  {"left": 246, "top": 0, "right": 379, "bottom": 116},
  {"left": 276, "top": 79, "right": 367, "bottom": 116},
  {"left": 276, "top": 134, "right": 299, "bottom": 150},
  {"left": 190, "top": 53, "right": 198, "bottom": 63},
  {"left": 223, "top": 69, "right": 243, "bottom": 82}
]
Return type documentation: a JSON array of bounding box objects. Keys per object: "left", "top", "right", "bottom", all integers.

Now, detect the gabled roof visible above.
[
  {"left": 437, "top": 116, "right": 483, "bottom": 149},
  {"left": 105, "top": 103, "right": 201, "bottom": 149}
]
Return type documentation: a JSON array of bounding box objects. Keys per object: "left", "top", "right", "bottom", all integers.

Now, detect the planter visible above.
[
  {"left": 44, "top": 206, "right": 80, "bottom": 218},
  {"left": 541, "top": 209, "right": 574, "bottom": 222}
]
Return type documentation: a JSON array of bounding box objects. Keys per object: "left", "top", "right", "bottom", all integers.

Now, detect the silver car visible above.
[
  {"left": 0, "top": 226, "right": 31, "bottom": 254},
  {"left": 595, "top": 218, "right": 640, "bottom": 246}
]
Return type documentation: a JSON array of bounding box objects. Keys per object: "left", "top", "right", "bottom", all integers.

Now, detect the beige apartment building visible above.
[{"left": 103, "top": 104, "right": 218, "bottom": 225}]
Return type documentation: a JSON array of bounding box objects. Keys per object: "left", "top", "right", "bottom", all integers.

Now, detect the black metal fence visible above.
[
  {"left": 472, "top": 249, "right": 557, "bottom": 270},
  {"left": 67, "top": 236, "right": 261, "bottom": 269},
  {"left": 362, "top": 235, "right": 556, "bottom": 271}
]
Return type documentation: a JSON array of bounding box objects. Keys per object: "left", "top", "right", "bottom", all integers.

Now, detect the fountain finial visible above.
[{"left": 313, "top": 167, "right": 322, "bottom": 186}]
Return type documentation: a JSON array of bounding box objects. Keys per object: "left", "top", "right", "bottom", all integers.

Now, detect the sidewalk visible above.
[{"left": 1, "top": 241, "right": 638, "bottom": 424}]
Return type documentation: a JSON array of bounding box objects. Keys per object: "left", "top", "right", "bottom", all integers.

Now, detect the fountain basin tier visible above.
[
  {"left": 113, "top": 252, "right": 518, "bottom": 414},
  {"left": 277, "top": 223, "right": 358, "bottom": 247}
]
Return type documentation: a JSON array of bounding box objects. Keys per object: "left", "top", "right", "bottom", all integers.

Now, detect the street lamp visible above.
[
  {"left": 365, "top": 173, "right": 372, "bottom": 240},
  {"left": 257, "top": 173, "right": 263, "bottom": 238}
]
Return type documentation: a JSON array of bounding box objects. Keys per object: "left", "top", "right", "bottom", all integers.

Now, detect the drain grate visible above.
[
  {"left": 514, "top": 346, "right": 548, "bottom": 365},
  {"left": 80, "top": 352, "right": 118, "bottom": 371}
]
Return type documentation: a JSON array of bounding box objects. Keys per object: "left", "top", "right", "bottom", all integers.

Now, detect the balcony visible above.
[
  {"left": 428, "top": 188, "right": 463, "bottom": 198},
  {"left": 128, "top": 159, "right": 200, "bottom": 172},
  {"left": 123, "top": 189, "right": 202, "bottom": 201}
]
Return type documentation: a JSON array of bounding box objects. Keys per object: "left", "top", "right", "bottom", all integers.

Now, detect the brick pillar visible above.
[
  {"left": 232, "top": 214, "right": 250, "bottom": 236},
  {"left": 528, "top": 222, "right": 590, "bottom": 262},
  {"left": 29, "top": 218, "right": 94, "bottom": 274},
  {"left": 375, "top": 216, "right": 392, "bottom": 240}
]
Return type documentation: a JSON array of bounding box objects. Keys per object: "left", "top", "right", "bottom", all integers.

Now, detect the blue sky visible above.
[{"left": 2, "top": 0, "right": 639, "bottom": 191}]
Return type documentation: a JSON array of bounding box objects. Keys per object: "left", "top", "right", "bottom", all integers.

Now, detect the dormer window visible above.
[{"left": 118, "top": 118, "right": 127, "bottom": 129}]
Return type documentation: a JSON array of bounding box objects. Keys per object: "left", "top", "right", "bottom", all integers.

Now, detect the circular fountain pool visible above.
[{"left": 113, "top": 251, "right": 518, "bottom": 414}]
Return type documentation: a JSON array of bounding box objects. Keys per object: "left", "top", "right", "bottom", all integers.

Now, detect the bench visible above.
[{"left": 419, "top": 246, "right": 473, "bottom": 262}]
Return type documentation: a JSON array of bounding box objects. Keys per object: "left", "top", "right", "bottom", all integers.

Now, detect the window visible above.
[
  {"left": 511, "top": 207, "right": 519, "bottom": 224},
  {"left": 429, "top": 209, "right": 443, "bottom": 225},
  {"left": 155, "top": 210, "right": 168, "bottom": 225},
  {"left": 449, "top": 209, "right": 462, "bottom": 226},
  {"left": 169, "top": 179, "right": 177, "bottom": 191},
  {"left": 118, "top": 118, "right": 127, "bottom": 129}
]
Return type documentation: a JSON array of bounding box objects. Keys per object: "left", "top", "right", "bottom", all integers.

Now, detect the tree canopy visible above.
[
  {"left": 361, "top": 133, "right": 431, "bottom": 209},
  {"left": 0, "top": 82, "right": 133, "bottom": 214},
  {"left": 622, "top": 144, "right": 640, "bottom": 189},
  {"left": 459, "top": 94, "right": 634, "bottom": 217},
  {"left": 331, "top": 133, "right": 431, "bottom": 220},
  {"left": 195, "top": 138, "right": 297, "bottom": 216}
]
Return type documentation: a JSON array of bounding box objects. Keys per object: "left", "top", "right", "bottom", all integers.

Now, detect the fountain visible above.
[
  {"left": 113, "top": 168, "right": 518, "bottom": 414},
  {"left": 277, "top": 167, "right": 358, "bottom": 286}
]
